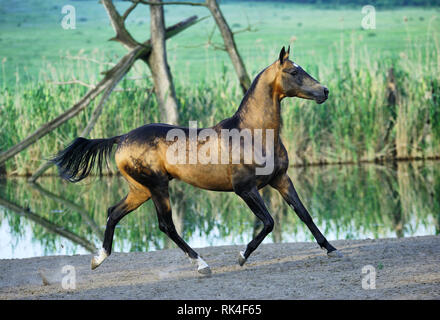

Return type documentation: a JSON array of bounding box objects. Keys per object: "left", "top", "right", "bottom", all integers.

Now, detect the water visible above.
[{"left": 0, "top": 161, "right": 439, "bottom": 259}]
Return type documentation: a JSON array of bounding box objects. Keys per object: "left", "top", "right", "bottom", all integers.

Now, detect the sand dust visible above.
[{"left": 1, "top": 235, "right": 439, "bottom": 299}]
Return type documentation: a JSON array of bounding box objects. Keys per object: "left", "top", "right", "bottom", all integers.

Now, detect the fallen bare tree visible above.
[
  {"left": 2, "top": 0, "right": 251, "bottom": 182},
  {"left": 25, "top": 2, "right": 202, "bottom": 181},
  {"left": 0, "top": 13, "right": 200, "bottom": 176},
  {"left": 28, "top": 47, "right": 144, "bottom": 182},
  {"left": 0, "top": 46, "right": 144, "bottom": 166}
]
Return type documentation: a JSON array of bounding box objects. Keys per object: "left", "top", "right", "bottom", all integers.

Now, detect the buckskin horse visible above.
[{"left": 52, "top": 46, "right": 342, "bottom": 275}]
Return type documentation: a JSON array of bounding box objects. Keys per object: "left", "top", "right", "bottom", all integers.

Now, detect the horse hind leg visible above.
[
  {"left": 91, "top": 188, "right": 151, "bottom": 270},
  {"left": 151, "top": 186, "right": 211, "bottom": 275}
]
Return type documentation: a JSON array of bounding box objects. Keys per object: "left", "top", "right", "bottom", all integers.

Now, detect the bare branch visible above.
[
  {"left": 122, "top": 0, "right": 140, "bottom": 20},
  {"left": 137, "top": 15, "right": 200, "bottom": 62},
  {"left": 0, "top": 46, "right": 145, "bottom": 166},
  {"left": 127, "top": 0, "right": 207, "bottom": 6},
  {"left": 64, "top": 54, "right": 116, "bottom": 67},
  {"left": 205, "top": 0, "right": 251, "bottom": 93},
  {"left": 101, "top": 0, "right": 140, "bottom": 49},
  {"left": 104, "top": 0, "right": 203, "bottom": 52},
  {"left": 28, "top": 161, "right": 54, "bottom": 182},
  {"left": 2, "top": 9, "right": 202, "bottom": 169},
  {"left": 49, "top": 79, "right": 95, "bottom": 89},
  {"left": 232, "top": 15, "right": 258, "bottom": 35},
  {"left": 49, "top": 79, "right": 139, "bottom": 91},
  {"left": 208, "top": 42, "right": 226, "bottom": 51},
  {"left": 27, "top": 49, "right": 146, "bottom": 181},
  {"left": 27, "top": 83, "right": 139, "bottom": 182},
  {"left": 129, "top": 0, "right": 252, "bottom": 92},
  {"left": 232, "top": 24, "right": 258, "bottom": 35},
  {"left": 179, "top": 23, "right": 224, "bottom": 50},
  {"left": 146, "top": 14, "right": 202, "bottom": 44},
  {"left": 205, "top": 24, "right": 226, "bottom": 51}
]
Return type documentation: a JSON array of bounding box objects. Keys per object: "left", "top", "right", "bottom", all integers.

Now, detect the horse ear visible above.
[{"left": 279, "top": 46, "right": 286, "bottom": 64}]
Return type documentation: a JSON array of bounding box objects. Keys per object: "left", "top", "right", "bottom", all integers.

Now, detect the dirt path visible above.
[{"left": 1, "top": 235, "right": 439, "bottom": 299}]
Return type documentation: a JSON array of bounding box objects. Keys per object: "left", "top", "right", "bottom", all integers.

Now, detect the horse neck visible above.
[{"left": 235, "top": 68, "right": 281, "bottom": 135}]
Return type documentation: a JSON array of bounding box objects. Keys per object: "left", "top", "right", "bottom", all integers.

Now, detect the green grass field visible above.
[
  {"left": 1, "top": 0, "right": 439, "bottom": 84},
  {"left": 1, "top": 1, "right": 440, "bottom": 174}
]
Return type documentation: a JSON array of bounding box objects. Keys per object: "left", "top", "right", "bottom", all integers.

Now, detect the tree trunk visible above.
[
  {"left": 147, "top": 0, "right": 180, "bottom": 125},
  {"left": 205, "top": 0, "right": 251, "bottom": 93}
]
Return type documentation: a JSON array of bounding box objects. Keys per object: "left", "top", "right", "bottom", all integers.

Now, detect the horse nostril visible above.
[{"left": 323, "top": 87, "right": 329, "bottom": 98}]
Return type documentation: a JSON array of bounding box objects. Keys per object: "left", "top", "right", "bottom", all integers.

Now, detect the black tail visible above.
[{"left": 51, "top": 136, "right": 122, "bottom": 183}]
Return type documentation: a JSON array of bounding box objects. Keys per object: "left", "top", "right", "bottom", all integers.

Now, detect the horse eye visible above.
[
  {"left": 283, "top": 68, "right": 297, "bottom": 75},
  {"left": 289, "top": 68, "right": 298, "bottom": 76}
]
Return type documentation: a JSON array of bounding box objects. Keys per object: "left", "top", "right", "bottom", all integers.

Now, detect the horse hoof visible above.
[
  {"left": 193, "top": 256, "right": 211, "bottom": 275},
  {"left": 198, "top": 265, "right": 212, "bottom": 275},
  {"left": 238, "top": 251, "right": 247, "bottom": 266},
  {"left": 327, "top": 249, "right": 343, "bottom": 258},
  {"left": 91, "top": 258, "right": 100, "bottom": 270},
  {"left": 91, "top": 248, "right": 108, "bottom": 270}
]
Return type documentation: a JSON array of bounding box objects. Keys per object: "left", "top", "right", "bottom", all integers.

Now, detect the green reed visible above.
[{"left": 1, "top": 30, "right": 439, "bottom": 175}]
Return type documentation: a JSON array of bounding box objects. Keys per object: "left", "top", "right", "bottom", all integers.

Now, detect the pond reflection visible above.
[{"left": 0, "top": 161, "right": 439, "bottom": 259}]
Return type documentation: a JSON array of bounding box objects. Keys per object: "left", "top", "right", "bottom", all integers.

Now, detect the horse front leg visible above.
[
  {"left": 234, "top": 185, "right": 274, "bottom": 266},
  {"left": 270, "top": 173, "right": 343, "bottom": 257}
]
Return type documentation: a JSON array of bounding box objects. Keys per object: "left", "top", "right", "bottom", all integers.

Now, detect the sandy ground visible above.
[{"left": 1, "top": 235, "right": 439, "bottom": 300}]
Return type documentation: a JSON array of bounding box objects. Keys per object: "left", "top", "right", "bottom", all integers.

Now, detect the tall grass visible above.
[{"left": 0, "top": 30, "right": 439, "bottom": 175}]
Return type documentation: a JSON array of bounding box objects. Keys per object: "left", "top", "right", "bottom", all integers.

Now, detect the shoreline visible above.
[
  {"left": 1, "top": 235, "right": 439, "bottom": 299},
  {"left": 2, "top": 157, "right": 440, "bottom": 178}
]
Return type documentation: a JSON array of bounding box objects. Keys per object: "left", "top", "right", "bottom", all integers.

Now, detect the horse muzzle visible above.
[{"left": 315, "top": 87, "right": 329, "bottom": 104}]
